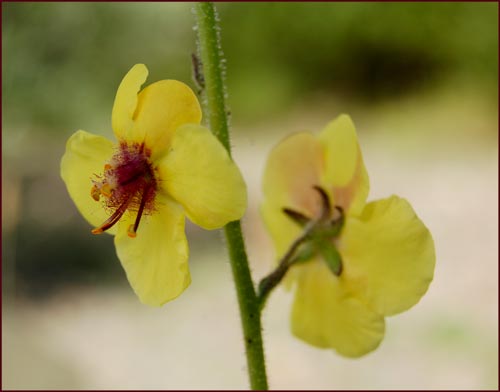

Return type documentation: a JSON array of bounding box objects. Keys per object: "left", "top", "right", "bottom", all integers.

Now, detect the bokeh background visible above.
[{"left": 2, "top": 2, "right": 498, "bottom": 389}]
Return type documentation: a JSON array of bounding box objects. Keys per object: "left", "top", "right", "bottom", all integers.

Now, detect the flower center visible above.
[{"left": 90, "top": 142, "right": 157, "bottom": 238}]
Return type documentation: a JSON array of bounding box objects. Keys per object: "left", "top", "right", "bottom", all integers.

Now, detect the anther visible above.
[
  {"left": 101, "top": 183, "right": 112, "bottom": 197},
  {"left": 127, "top": 225, "right": 137, "bottom": 238},
  {"left": 90, "top": 184, "right": 100, "bottom": 201}
]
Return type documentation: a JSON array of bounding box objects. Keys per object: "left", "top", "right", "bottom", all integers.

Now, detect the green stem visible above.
[{"left": 194, "top": 3, "right": 268, "bottom": 390}]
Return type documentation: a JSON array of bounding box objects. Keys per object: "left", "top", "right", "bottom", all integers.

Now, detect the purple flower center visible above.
[{"left": 91, "top": 142, "right": 158, "bottom": 237}]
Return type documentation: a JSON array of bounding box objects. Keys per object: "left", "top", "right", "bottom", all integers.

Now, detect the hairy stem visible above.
[{"left": 194, "top": 3, "right": 268, "bottom": 390}]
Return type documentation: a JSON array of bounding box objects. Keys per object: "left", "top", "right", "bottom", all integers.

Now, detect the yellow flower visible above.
[
  {"left": 261, "top": 115, "right": 435, "bottom": 357},
  {"left": 61, "top": 64, "right": 247, "bottom": 306}
]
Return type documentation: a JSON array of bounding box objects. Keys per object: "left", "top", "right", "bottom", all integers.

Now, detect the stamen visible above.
[
  {"left": 91, "top": 196, "right": 131, "bottom": 235},
  {"left": 127, "top": 186, "right": 150, "bottom": 238}
]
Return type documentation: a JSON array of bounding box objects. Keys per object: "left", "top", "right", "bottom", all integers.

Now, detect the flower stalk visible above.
[
  {"left": 194, "top": 3, "right": 268, "bottom": 390},
  {"left": 257, "top": 223, "right": 313, "bottom": 309}
]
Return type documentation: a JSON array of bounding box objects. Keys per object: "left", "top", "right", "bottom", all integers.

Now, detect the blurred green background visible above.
[{"left": 2, "top": 2, "right": 498, "bottom": 389}]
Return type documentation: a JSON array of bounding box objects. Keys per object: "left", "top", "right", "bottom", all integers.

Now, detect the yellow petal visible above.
[
  {"left": 261, "top": 132, "right": 326, "bottom": 288},
  {"left": 340, "top": 196, "right": 436, "bottom": 316},
  {"left": 60, "top": 130, "right": 117, "bottom": 235},
  {"left": 318, "top": 115, "right": 369, "bottom": 216},
  {"left": 114, "top": 196, "right": 190, "bottom": 306},
  {"left": 112, "top": 64, "right": 149, "bottom": 142},
  {"left": 133, "top": 80, "right": 202, "bottom": 161},
  {"left": 262, "top": 132, "right": 324, "bottom": 218},
  {"left": 157, "top": 124, "right": 247, "bottom": 230},
  {"left": 291, "top": 260, "right": 385, "bottom": 358}
]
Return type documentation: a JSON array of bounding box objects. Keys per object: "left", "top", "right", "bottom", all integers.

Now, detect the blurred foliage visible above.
[
  {"left": 2, "top": 2, "right": 498, "bottom": 296},
  {"left": 222, "top": 2, "right": 498, "bottom": 119},
  {"left": 2, "top": 2, "right": 498, "bottom": 131},
  {"left": 2, "top": 3, "right": 195, "bottom": 133}
]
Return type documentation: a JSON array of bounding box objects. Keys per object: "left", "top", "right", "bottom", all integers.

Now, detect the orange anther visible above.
[
  {"left": 127, "top": 224, "right": 137, "bottom": 238},
  {"left": 90, "top": 184, "right": 101, "bottom": 201},
  {"left": 101, "top": 183, "right": 112, "bottom": 197},
  {"left": 104, "top": 163, "right": 112, "bottom": 171}
]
